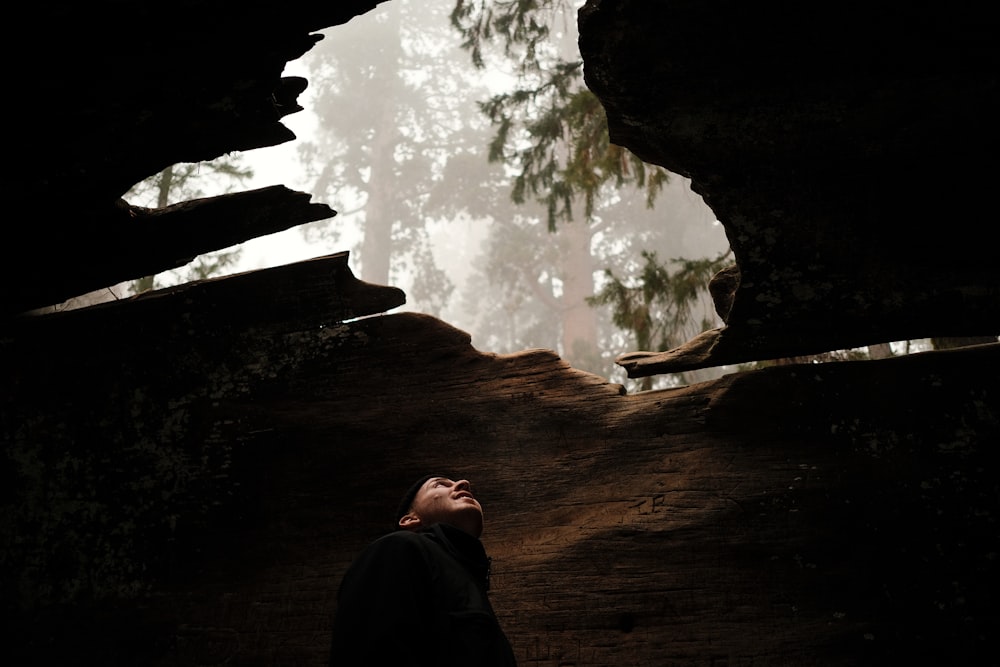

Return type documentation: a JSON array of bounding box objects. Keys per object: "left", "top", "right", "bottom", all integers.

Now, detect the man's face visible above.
[{"left": 401, "top": 477, "right": 484, "bottom": 537}]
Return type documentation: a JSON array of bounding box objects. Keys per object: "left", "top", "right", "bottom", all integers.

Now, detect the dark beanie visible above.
[{"left": 394, "top": 474, "right": 448, "bottom": 527}]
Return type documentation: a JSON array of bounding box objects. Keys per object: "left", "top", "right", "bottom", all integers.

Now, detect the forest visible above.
[
  {"left": 113, "top": 0, "right": 757, "bottom": 391},
  {"left": 3, "top": 1, "right": 997, "bottom": 665}
]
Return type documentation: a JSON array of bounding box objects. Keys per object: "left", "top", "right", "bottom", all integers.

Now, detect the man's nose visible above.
[{"left": 455, "top": 479, "right": 472, "bottom": 492}]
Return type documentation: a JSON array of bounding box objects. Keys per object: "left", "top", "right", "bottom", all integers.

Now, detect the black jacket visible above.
[{"left": 329, "top": 523, "right": 517, "bottom": 666}]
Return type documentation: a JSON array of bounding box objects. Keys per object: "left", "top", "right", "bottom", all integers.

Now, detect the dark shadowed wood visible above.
[
  {"left": 579, "top": 0, "right": 1000, "bottom": 372},
  {"left": 2, "top": 258, "right": 996, "bottom": 666},
  {"left": 11, "top": 187, "right": 336, "bottom": 317},
  {"left": 125, "top": 186, "right": 336, "bottom": 280},
  {"left": 4, "top": 0, "right": 387, "bottom": 317},
  {"left": 3, "top": 2, "right": 1000, "bottom": 666}
]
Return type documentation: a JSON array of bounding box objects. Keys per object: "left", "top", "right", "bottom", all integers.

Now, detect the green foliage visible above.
[
  {"left": 589, "top": 250, "right": 731, "bottom": 353},
  {"left": 293, "top": 1, "right": 730, "bottom": 387},
  {"left": 588, "top": 250, "right": 732, "bottom": 388},
  {"left": 451, "top": 0, "right": 554, "bottom": 73},
  {"left": 445, "top": 0, "right": 732, "bottom": 386},
  {"left": 452, "top": 0, "right": 669, "bottom": 228}
]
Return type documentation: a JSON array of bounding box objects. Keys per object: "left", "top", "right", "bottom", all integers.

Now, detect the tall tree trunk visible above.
[
  {"left": 157, "top": 166, "right": 174, "bottom": 208},
  {"left": 868, "top": 342, "right": 893, "bottom": 359},
  {"left": 360, "top": 102, "right": 397, "bottom": 285},
  {"left": 358, "top": 3, "right": 402, "bottom": 286},
  {"left": 560, "top": 220, "right": 599, "bottom": 371}
]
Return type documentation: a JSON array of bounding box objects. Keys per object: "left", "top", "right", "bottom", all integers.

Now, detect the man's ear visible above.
[{"left": 398, "top": 512, "right": 422, "bottom": 530}]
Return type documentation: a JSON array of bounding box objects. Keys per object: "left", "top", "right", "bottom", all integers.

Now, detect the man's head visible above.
[{"left": 395, "top": 474, "right": 484, "bottom": 538}]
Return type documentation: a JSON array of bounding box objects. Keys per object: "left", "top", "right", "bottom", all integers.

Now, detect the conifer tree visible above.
[{"left": 451, "top": 0, "right": 730, "bottom": 386}]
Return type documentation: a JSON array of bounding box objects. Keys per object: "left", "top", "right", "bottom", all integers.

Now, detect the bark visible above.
[
  {"left": 5, "top": 3, "right": 1000, "bottom": 666},
  {"left": 2, "top": 258, "right": 996, "bottom": 666},
  {"left": 6, "top": 186, "right": 335, "bottom": 316},
  {"left": 579, "top": 0, "right": 1000, "bottom": 372}
]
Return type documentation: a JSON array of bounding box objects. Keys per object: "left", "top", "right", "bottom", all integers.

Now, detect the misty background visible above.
[{"left": 103, "top": 1, "right": 735, "bottom": 391}]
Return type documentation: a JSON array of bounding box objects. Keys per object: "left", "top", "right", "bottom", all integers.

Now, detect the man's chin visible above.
[{"left": 451, "top": 507, "right": 484, "bottom": 537}]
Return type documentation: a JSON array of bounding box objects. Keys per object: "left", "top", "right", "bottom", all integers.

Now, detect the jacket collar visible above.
[{"left": 423, "top": 522, "right": 492, "bottom": 590}]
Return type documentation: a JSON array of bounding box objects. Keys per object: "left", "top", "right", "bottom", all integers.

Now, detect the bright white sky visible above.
[{"left": 227, "top": 60, "right": 340, "bottom": 275}]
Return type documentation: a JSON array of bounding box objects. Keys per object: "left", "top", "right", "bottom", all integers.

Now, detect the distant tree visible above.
[
  {"left": 296, "top": 1, "right": 728, "bottom": 384},
  {"left": 589, "top": 250, "right": 732, "bottom": 389},
  {"left": 125, "top": 157, "right": 252, "bottom": 293},
  {"left": 450, "top": 0, "right": 729, "bottom": 382},
  {"left": 451, "top": 0, "right": 667, "bottom": 229},
  {"left": 299, "top": 0, "right": 498, "bottom": 316}
]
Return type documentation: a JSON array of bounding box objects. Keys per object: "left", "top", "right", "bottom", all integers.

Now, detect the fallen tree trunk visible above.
[{"left": 2, "top": 256, "right": 997, "bottom": 666}]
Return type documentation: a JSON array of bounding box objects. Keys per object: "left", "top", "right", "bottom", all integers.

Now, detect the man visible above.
[{"left": 329, "top": 474, "right": 518, "bottom": 666}]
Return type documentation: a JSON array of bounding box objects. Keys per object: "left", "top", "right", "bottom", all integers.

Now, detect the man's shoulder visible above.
[
  {"left": 367, "top": 527, "right": 463, "bottom": 561},
  {"left": 344, "top": 530, "right": 434, "bottom": 576},
  {"left": 364, "top": 529, "right": 436, "bottom": 556},
  {"left": 371, "top": 530, "right": 423, "bottom": 546}
]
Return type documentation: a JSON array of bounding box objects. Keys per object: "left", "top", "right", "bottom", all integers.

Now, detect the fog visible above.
[{"left": 148, "top": 1, "right": 732, "bottom": 390}]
